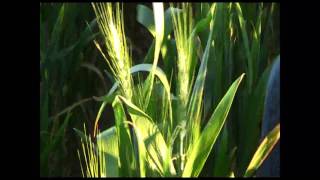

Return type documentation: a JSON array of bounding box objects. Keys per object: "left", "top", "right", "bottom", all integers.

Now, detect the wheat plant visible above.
[{"left": 75, "top": 2, "right": 280, "bottom": 177}]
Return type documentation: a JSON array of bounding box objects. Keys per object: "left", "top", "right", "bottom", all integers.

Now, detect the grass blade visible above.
[
  {"left": 244, "top": 123, "right": 280, "bottom": 177},
  {"left": 125, "top": 121, "right": 147, "bottom": 177},
  {"left": 237, "top": 57, "right": 273, "bottom": 175},
  {"left": 112, "top": 96, "right": 137, "bottom": 176},
  {"left": 186, "top": 8, "right": 215, "bottom": 150},
  {"left": 235, "top": 3, "right": 253, "bottom": 92},
  {"left": 212, "top": 127, "right": 232, "bottom": 177},
  {"left": 117, "top": 95, "right": 176, "bottom": 176},
  {"left": 141, "top": 2, "right": 164, "bottom": 110},
  {"left": 51, "top": 4, "right": 65, "bottom": 51},
  {"left": 183, "top": 73, "right": 245, "bottom": 177}
]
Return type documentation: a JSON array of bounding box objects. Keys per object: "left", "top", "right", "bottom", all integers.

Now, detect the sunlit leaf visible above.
[
  {"left": 112, "top": 96, "right": 137, "bottom": 176},
  {"left": 117, "top": 95, "right": 176, "bottom": 176},
  {"left": 183, "top": 74, "right": 245, "bottom": 177},
  {"left": 96, "top": 126, "right": 119, "bottom": 177},
  {"left": 244, "top": 123, "right": 280, "bottom": 177}
]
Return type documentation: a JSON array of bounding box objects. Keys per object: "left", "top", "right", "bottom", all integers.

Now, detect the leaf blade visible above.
[
  {"left": 183, "top": 73, "right": 245, "bottom": 177},
  {"left": 118, "top": 95, "right": 176, "bottom": 176},
  {"left": 244, "top": 123, "right": 280, "bottom": 177},
  {"left": 96, "top": 126, "right": 120, "bottom": 177},
  {"left": 112, "top": 96, "right": 137, "bottom": 177}
]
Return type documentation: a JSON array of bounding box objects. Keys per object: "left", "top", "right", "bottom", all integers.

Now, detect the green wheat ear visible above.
[
  {"left": 92, "top": 3, "right": 133, "bottom": 101},
  {"left": 170, "top": 3, "right": 193, "bottom": 113},
  {"left": 170, "top": 3, "right": 194, "bottom": 172}
]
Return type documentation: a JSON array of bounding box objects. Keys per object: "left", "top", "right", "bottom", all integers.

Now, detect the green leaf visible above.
[
  {"left": 212, "top": 127, "right": 232, "bottom": 177},
  {"left": 163, "top": 7, "right": 181, "bottom": 38},
  {"left": 127, "top": 120, "right": 147, "bottom": 177},
  {"left": 93, "top": 64, "right": 173, "bottom": 137},
  {"left": 191, "top": 16, "right": 211, "bottom": 38},
  {"left": 53, "top": 112, "right": 72, "bottom": 146},
  {"left": 93, "top": 102, "right": 107, "bottom": 137},
  {"left": 112, "top": 96, "right": 137, "bottom": 176},
  {"left": 117, "top": 95, "right": 176, "bottom": 176},
  {"left": 131, "top": 64, "right": 173, "bottom": 127},
  {"left": 51, "top": 4, "right": 65, "bottom": 51},
  {"left": 187, "top": 10, "right": 215, "bottom": 147},
  {"left": 118, "top": 95, "right": 153, "bottom": 121},
  {"left": 73, "top": 19, "right": 99, "bottom": 54},
  {"left": 94, "top": 65, "right": 172, "bottom": 106},
  {"left": 194, "top": 3, "right": 210, "bottom": 22},
  {"left": 187, "top": 3, "right": 216, "bottom": 91},
  {"left": 189, "top": 3, "right": 216, "bottom": 41},
  {"left": 137, "top": 5, "right": 180, "bottom": 39},
  {"left": 131, "top": 64, "right": 171, "bottom": 99},
  {"left": 137, "top": 4, "right": 155, "bottom": 37},
  {"left": 250, "top": 5, "right": 262, "bottom": 85},
  {"left": 161, "top": 38, "right": 177, "bottom": 76},
  {"left": 51, "top": 43, "right": 77, "bottom": 60},
  {"left": 235, "top": 3, "right": 253, "bottom": 92},
  {"left": 183, "top": 73, "right": 245, "bottom": 177},
  {"left": 141, "top": 6, "right": 180, "bottom": 66},
  {"left": 237, "top": 63, "right": 272, "bottom": 175},
  {"left": 143, "top": 41, "right": 156, "bottom": 64},
  {"left": 244, "top": 123, "right": 280, "bottom": 177},
  {"left": 191, "top": 3, "right": 218, "bottom": 120},
  {"left": 73, "top": 128, "right": 88, "bottom": 143},
  {"left": 96, "top": 126, "right": 119, "bottom": 177},
  {"left": 141, "top": 3, "right": 165, "bottom": 111}
]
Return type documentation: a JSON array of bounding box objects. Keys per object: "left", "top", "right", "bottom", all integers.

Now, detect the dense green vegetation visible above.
[{"left": 40, "top": 3, "right": 280, "bottom": 177}]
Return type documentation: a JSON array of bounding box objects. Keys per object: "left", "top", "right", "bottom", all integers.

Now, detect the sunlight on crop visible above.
[{"left": 41, "top": 2, "right": 279, "bottom": 177}]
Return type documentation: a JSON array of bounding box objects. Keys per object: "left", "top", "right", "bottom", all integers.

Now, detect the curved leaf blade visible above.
[
  {"left": 137, "top": 4, "right": 155, "bottom": 37},
  {"left": 93, "top": 64, "right": 173, "bottom": 134},
  {"left": 117, "top": 95, "right": 176, "bottom": 176}
]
